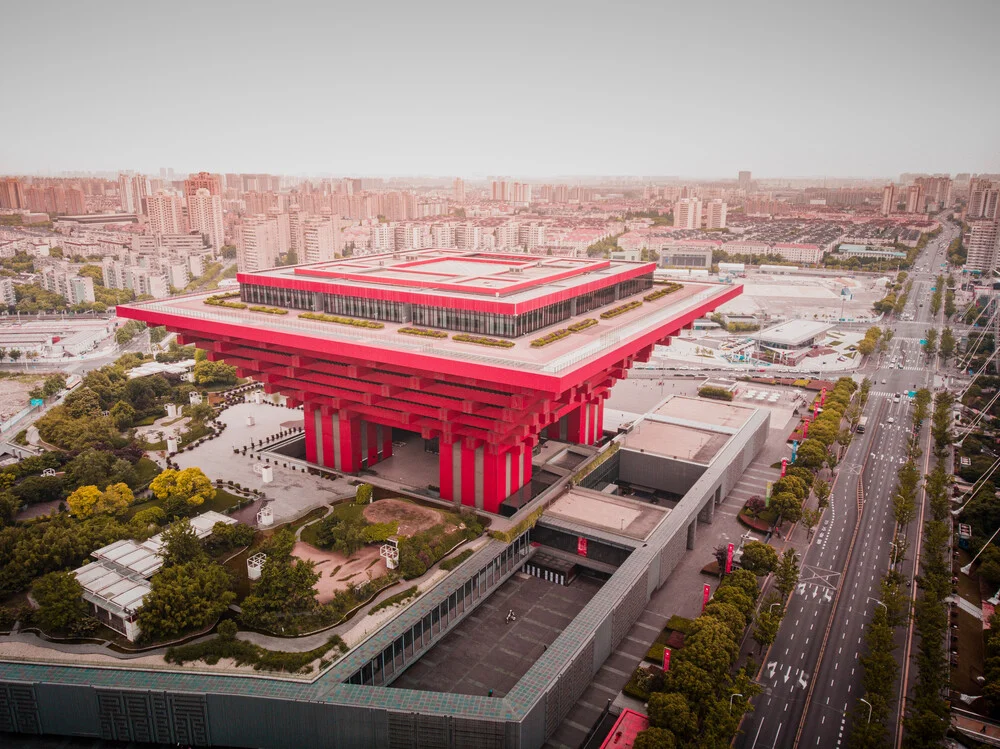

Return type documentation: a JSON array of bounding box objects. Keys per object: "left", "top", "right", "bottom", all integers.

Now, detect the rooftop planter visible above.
[
  {"left": 299, "top": 312, "right": 385, "bottom": 329},
  {"left": 248, "top": 305, "right": 288, "bottom": 315},
  {"left": 399, "top": 326, "right": 448, "bottom": 339},
  {"left": 452, "top": 333, "right": 515, "bottom": 349},
  {"left": 644, "top": 283, "right": 683, "bottom": 301},
  {"left": 600, "top": 300, "right": 643, "bottom": 320}
]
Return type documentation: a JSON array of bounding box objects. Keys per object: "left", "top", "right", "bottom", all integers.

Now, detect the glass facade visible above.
[{"left": 240, "top": 273, "right": 653, "bottom": 339}]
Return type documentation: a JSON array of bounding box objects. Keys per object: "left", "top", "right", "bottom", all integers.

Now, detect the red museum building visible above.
[{"left": 118, "top": 250, "right": 739, "bottom": 514}]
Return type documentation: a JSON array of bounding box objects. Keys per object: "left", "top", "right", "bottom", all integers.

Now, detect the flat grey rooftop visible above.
[{"left": 390, "top": 572, "right": 601, "bottom": 698}]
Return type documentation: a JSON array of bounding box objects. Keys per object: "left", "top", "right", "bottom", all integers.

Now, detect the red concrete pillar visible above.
[
  {"left": 566, "top": 398, "right": 601, "bottom": 446},
  {"left": 566, "top": 406, "right": 582, "bottom": 443},
  {"left": 381, "top": 425, "right": 393, "bottom": 461},
  {"left": 460, "top": 441, "right": 476, "bottom": 508},
  {"left": 366, "top": 420, "right": 378, "bottom": 466},
  {"left": 320, "top": 409, "right": 336, "bottom": 470},
  {"left": 595, "top": 402, "right": 604, "bottom": 440},
  {"left": 304, "top": 403, "right": 319, "bottom": 464},
  {"left": 439, "top": 438, "right": 454, "bottom": 500},
  {"left": 336, "top": 411, "right": 362, "bottom": 472},
  {"left": 545, "top": 421, "right": 561, "bottom": 439}
]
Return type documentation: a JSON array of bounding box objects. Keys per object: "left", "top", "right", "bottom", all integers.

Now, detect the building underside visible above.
[{"left": 178, "top": 330, "right": 674, "bottom": 513}]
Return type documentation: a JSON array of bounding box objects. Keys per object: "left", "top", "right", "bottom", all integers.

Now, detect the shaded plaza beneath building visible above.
[{"left": 390, "top": 572, "right": 602, "bottom": 698}]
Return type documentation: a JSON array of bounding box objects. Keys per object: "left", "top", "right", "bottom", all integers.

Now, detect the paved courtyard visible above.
[
  {"left": 391, "top": 572, "right": 602, "bottom": 698},
  {"left": 169, "top": 401, "right": 356, "bottom": 524}
]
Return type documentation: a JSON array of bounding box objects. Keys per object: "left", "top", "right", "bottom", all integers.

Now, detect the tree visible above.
[
  {"left": 795, "top": 439, "right": 828, "bottom": 470},
  {"left": 8, "top": 349, "right": 22, "bottom": 363},
  {"left": 137, "top": 562, "right": 234, "bottom": 640},
  {"left": 33, "top": 571, "right": 89, "bottom": 632},
  {"left": 752, "top": 609, "right": 781, "bottom": 654},
  {"left": 160, "top": 519, "right": 205, "bottom": 566},
  {"left": 939, "top": 327, "right": 955, "bottom": 362},
  {"left": 239, "top": 529, "right": 320, "bottom": 629},
  {"left": 109, "top": 401, "right": 136, "bottom": 430},
  {"left": 775, "top": 549, "right": 801, "bottom": 598},
  {"left": 633, "top": 727, "right": 676, "bottom": 749},
  {"left": 923, "top": 328, "right": 938, "bottom": 357},
  {"left": 355, "top": 483, "right": 373, "bottom": 504},
  {"left": 770, "top": 491, "right": 802, "bottom": 528},
  {"left": 150, "top": 467, "right": 216, "bottom": 510},
  {"left": 801, "top": 507, "right": 822, "bottom": 540},
  {"left": 745, "top": 495, "right": 766, "bottom": 518},
  {"left": 66, "top": 485, "right": 103, "bottom": 519},
  {"left": 739, "top": 540, "right": 778, "bottom": 576},
  {"left": 99, "top": 482, "right": 134, "bottom": 515},
  {"left": 814, "top": 479, "right": 831, "bottom": 508},
  {"left": 647, "top": 692, "right": 696, "bottom": 739}
]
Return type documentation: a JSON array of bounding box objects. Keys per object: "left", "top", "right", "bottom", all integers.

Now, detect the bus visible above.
[{"left": 857, "top": 415, "right": 868, "bottom": 433}]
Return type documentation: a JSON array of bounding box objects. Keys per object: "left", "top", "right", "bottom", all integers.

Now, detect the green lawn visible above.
[{"left": 134, "top": 457, "right": 161, "bottom": 487}]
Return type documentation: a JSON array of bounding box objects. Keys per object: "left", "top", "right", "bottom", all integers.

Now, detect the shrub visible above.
[
  {"left": 600, "top": 300, "right": 643, "bottom": 319},
  {"left": 398, "top": 326, "right": 448, "bottom": 339},
  {"left": 248, "top": 305, "right": 288, "bottom": 315},
  {"left": 299, "top": 312, "right": 384, "bottom": 329},
  {"left": 204, "top": 293, "right": 247, "bottom": 310},
  {"left": 568, "top": 318, "right": 598, "bottom": 332},
  {"left": 452, "top": 333, "right": 515, "bottom": 349},
  {"left": 698, "top": 386, "right": 734, "bottom": 401},
  {"left": 530, "top": 329, "right": 571, "bottom": 347},
  {"left": 441, "top": 548, "right": 474, "bottom": 571},
  {"left": 644, "top": 283, "right": 683, "bottom": 301}
]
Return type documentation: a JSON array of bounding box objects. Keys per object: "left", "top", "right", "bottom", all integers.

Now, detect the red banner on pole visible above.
[
  {"left": 662, "top": 647, "right": 671, "bottom": 671},
  {"left": 725, "top": 543, "right": 734, "bottom": 574},
  {"left": 813, "top": 404, "right": 819, "bottom": 419},
  {"left": 820, "top": 387, "right": 827, "bottom": 406},
  {"left": 577, "top": 537, "right": 588, "bottom": 557},
  {"left": 803, "top": 420, "right": 809, "bottom": 437},
  {"left": 780, "top": 458, "right": 788, "bottom": 477},
  {"left": 702, "top": 584, "right": 711, "bottom": 612}
]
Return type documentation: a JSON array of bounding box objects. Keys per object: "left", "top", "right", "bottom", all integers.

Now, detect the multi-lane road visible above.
[{"left": 736, "top": 217, "right": 959, "bottom": 749}]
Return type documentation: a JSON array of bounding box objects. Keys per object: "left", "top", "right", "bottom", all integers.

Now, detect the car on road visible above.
[
  {"left": 888, "top": 417, "right": 895, "bottom": 423},
  {"left": 881, "top": 378, "right": 887, "bottom": 384}
]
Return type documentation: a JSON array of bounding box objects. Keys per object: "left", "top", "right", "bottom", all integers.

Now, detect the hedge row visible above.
[
  {"left": 249, "top": 305, "right": 288, "bottom": 315},
  {"left": 600, "top": 300, "right": 643, "bottom": 319},
  {"left": 452, "top": 333, "right": 515, "bottom": 349},
  {"left": 568, "top": 318, "right": 598, "bottom": 332},
  {"left": 644, "top": 283, "right": 682, "bottom": 301},
  {"left": 530, "top": 329, "right": 572, "bottom": 348},
  {"left": 299, "top": 312, "right": 385, "bottom": 329},
  {"left": 398, "top": 326, "right": 448, "bottom": 339},
  {"left": 205, "top": 297, "right": 247, "bottom": 310}
]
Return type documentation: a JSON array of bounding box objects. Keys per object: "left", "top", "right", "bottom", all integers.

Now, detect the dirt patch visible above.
[
  {"left": 292, "top": 541, "right": 387, "bottom": 603},
  {"left": 363, "top": 498, "right": 443, "bottom": 537}
]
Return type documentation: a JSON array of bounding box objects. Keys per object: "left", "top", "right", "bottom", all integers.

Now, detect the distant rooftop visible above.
[{"left": 756, "top": 319, "right": 834, "bottom": 347}]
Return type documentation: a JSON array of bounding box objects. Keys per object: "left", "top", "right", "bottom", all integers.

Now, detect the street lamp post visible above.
[
  {"left": 768, "top": 602, "right": 781, "bottom": 614},
  {"left": 868, "top": 597, "right": 887, "bottom": 615},
  {"left": 729, "top": 693, "right": 744, "bottom": 713},
  {"left": 859, "top": 697, "right": 873, "bottom": 724}
]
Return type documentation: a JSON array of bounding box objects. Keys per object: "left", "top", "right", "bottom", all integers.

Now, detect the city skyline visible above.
[{"left": 2, "top": 0, "right": 998, "bottom": 178}]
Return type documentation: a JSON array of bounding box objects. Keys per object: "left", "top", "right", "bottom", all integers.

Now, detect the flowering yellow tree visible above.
[
  {"left": 67, "top": 483, "right": 135, "bottom": 518},
  {"left": 150, "top": 467, "right": 216, "bottom": 509},
  {"left": 67, "top": 485, "right": 102, "bottom": 518}
]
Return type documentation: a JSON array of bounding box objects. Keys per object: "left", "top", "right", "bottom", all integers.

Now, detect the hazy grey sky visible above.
[{"left": 2, "top": 0, "right": 998, "bottom": 178}]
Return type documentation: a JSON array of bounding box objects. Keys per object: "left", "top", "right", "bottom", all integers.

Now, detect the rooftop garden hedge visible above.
[
  {"left": 530, "top": 317, "right": 600, "bottom": 347},
  {"left": 600, "top": 300, "right": 643, "bottom": 319},
  {"left": 299, "top": 312, "right": 385, "bottom": 329},
  {"left": 204, "top": 294, "right": 247, "bottom": 310},
  {"left": 399, "top": 326, "right": 448, "bottom": 339},
  {"left": 568, "top": 318, "right": 598, "bottom": 332},
  {"left": 452, "top": 333, "right": 515, "bottom": 349},
  {"left": 644, "top": 283, "right": 683, "bottom": 301},
  {"left": 248, "top": 305, "right": 288, "bottom": 315}
]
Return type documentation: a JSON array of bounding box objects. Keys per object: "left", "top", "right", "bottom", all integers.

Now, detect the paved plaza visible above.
[
  {"left": 170, "top": 401, "right": 356, "bottom": 524},
  {"left": 391, "top": 572, "right": 602, "bottom": 698}
]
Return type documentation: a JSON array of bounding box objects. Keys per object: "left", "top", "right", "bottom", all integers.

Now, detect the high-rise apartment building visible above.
[
  {"left": 965, "top": 220, "right": 1000, "bottom": 275},
  {"left": 553, "top": 184, "right": 569, "bottom": 204},
  {"left": 704, "top": 200, "right": 727, "bottom": 229},
  {"left": 880, "top": 184, "right": 896, "bottom": 216},
  {"left": 147, "top": 191, "right": 186, "bottom": 235},
  {"left": 905, "top": 184, "right": 925, "bottom": 214},
  {"left": 236, "top": 215, "right": 280, "bottom": 272},
  {"left": 673, "top": 198, "right": 703, "bottom": 229},
  {"left": 968, "top": 179, "right": 1000, "bottom": 221},
  {"left": 0, "top": 178, "right": 25, "bottom": 210},
  {"left": 738, "top": 171, "right": 752, "bottom": 192},
  {"left": 914, "top": 176, "right": 952, "bottom": 211},
  {"left": 431, "top": 223, "right": 457, "bottom": 248},
  {"left": 491, "top": 180, "right": 511, "bottom": 202},
  {"left": 184, "top": 172, "right": 222, "bottom": 197},
  {"left": 118, "top": 174, "right": 149, "bottom": 215},
  {"left": 455, "top": 222, "right": 481, "bottom": 250},
  {"left": 268, "top": 208, "right": 291, "bottom": 257},
  {"left": 40, "top": 265, "right": 96, "bottom": 305},
  {"left": 453, "top": 178, "right": 465, "bottom": 204},
  {"left": 518, "top": 223, "right": 545, "bottom": 250},
  {"left": 370, "top": 224, "right": 394, "bottom": 252},
  {"left": 303, "top": 217, "right": 338, "bottom": 262},
  {"left": 187, "top": 188, "right": 225, "bottom": 250}
]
